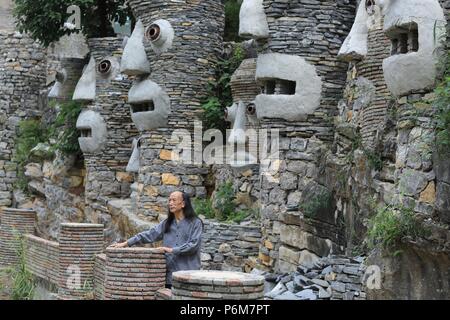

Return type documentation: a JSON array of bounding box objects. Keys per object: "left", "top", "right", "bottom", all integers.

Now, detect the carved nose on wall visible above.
[{"left": 120, "top": 19, "right": 151, "bottom": 76}]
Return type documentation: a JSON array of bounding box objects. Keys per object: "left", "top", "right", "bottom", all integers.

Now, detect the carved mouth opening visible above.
[
  {"left": 98, "top": 60, "right": 112, "bottom": 74},
  {"left": 131, "top": 101, "right": 155, "bottom": 113},
  {"left": 80, "top": 128, "right": 92, "bottom": 137},
  {"left": 146, "top": 24, "right": 161, "bottom": 42},
  {"left": 260, "top": 79, "right": 296, "bottom": 95},
  {"left": 388, "top": 23, "right": 419, "bottom": 56}
]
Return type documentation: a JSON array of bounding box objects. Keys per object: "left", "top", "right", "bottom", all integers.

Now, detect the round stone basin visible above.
[{"left": 173, "top": 270, "right": 264, "bottom": 286}]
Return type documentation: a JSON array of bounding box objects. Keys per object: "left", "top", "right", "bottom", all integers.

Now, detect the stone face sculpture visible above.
[
  {"left": 120, "top": 0, "right": 224, "bottom": 217},
  {"left": 254, "top": 53, "right": 322, "bottom": 121},
  {"left": 73, "top": 57, "right": 96, "bottom": 101},
  {"left": 340, "top": 0, "right": 447, "bottom": 96},
  {"left": 128, "top": 79, "right": 171, "bottom": 131},
  {"left": 239, "top": 0, "right": 269, "bottom": 39},
  {"left": 120, "top": 20, "right": 151, "bottom": 75},
  {"left": 338, "top": 1, "right": 371, "bottom": 60},
  {"left": 76, "top": 110, "right": 107, "bottom": 153},
  {"left": 48, "top": 69, "right": 67, "bottom": 99},
  {"left": 381, "top": 0, "right": 446, "bottom": 96},
  {"left": 225, "top": 101, "right": 258, "bottom": 168}
]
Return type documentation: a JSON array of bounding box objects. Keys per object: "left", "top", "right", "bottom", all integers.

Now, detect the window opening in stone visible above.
[
  {"left": 262, "top": 80, "right": 276, "bottom": 94},
  {"left": 146, "top": 24, "right": 161, "bottom": 42},
  {"left": 131, "top": 101, "right": 155, "bottom": 113},
  {"left": 80, "top": 128, "right": 92, "bottom": 138},
  {"left": 388, "top": 23, "right": 419, "bottom": 55},
  {"left": 277, "top": 80, "right": 296, "bottom": 95},
  {"left": 261, "top": 79, "right": 296, "bottom": 95},
  {"left": 98, "top": 60, "right": 112, "bottom": 74}
]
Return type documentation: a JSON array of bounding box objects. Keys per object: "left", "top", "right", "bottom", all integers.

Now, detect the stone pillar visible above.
[
  {"left": 172, "top": 270, "right": 265, "bottom": 300},
  {"left": 122, "top": 0, "right": 225, "bottom": 220},
  {"left": 57, "top": 223, "right": 104, "bottom": 300},
  {"left": 74, "top": 38, "right": 138, "bottom": 241},
  {"left": 240, "top": 0, "right": 355, "bottom": 272},
  {"left": 0, "top": 208, "right": 36, "bottom": 266},
  {"left": 0, "top": 31, "right": 47, "bottom": 207},
  {"left": 104, "top": 247, "right": 166, "bottom": 300}
]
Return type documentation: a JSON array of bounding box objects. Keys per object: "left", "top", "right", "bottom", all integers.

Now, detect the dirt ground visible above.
[{"left": 0, "top": 268, "right": 12, "bottom": 300}]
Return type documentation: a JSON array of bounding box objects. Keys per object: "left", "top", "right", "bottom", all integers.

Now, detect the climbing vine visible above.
[{"left": 201, "top": 44, "right": 245, "bottom": 133}]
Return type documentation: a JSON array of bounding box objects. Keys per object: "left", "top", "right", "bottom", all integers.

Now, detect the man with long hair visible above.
[{"left": 111, "top": 191, "right": 203, "bottom": 288}]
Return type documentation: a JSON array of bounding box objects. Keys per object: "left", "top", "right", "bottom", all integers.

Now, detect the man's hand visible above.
[
  {"left": 156, "top": 247, "right": 173, "bottom": 253},
  {"left": 110, "top": 241, "right": 129, "bottom": 248}
]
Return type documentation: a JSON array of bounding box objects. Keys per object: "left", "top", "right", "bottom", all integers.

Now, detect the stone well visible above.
[
  {"left": 104, "top": 247, "right": 166, "bottom": 300},
  {"left": 172, "top": 270, "right": 265, "bottom": 300},
  {"left": 0, "top": 208, "right": 36, "bottom": 266},
  {"left": 57, "top": 223, "right": 104, "bottom": 300}
]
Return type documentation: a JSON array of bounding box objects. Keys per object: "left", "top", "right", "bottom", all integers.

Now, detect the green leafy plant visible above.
[
  {"left": 366, "top": 204, "right": 429, "bottom": 252},
  {"left": 299, "top": 191, "right": 333, "bottom": 219},
  {"left": 201, "top": 44, "right": 245, "bottom": 133},
  {"left": 13, "top": 0, "right": 133, "bottom": 47},
  {"left": 9, "top": 235, "right": 35, "bottom": 300},
  {"left": 214, "top": 181, "right": 237, "bottom": 221},
  {"left": 193, "top": 198, "right": 215, "bottom": 220},
  {"left": 225, "top": 208, "right": 255, "bottom": 224},
  {"left": 346, "top": 132, "right": 383, "bottom": 171},
  {"left": 49, "top": 100, "right": 83, "bottom": 156},
  {"left": 14, "top": 100, "right": 83, "bottom": 191},
  {"left": 13, "top": 119, "right": 48, "bottom": 190}
]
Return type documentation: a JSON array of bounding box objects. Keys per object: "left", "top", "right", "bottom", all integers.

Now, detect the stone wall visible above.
[
  {"left": 201, "top": 219, "right": 261, "bottom": 272},
  {"left": 0, "top": 31, "right": 47, "bottom": 207}
]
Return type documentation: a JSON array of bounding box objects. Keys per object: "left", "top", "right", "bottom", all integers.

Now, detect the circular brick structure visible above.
[
  {"left": 57, "top": 223, "right": 104, "bottom": 300},
  {"left": 104, "top": 247, "right": 166, "bottom": 300},
  {"left": 0, "top": 208, "right": 36, "bottom": 266},
  {"left": 172, "top": 270, "right": 265, "bottom": 300}
]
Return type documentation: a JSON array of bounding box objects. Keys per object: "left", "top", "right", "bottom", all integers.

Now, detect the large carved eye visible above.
[
  {"left": 365, "top": 0, "right": 376, "bottom": 15},
  {"left": 146, "top": 24, "right": 161, "bottom": 42},
  {"left": 98, "top": 59, "right": 112, "bottom": 74},
  {"left": 246, "top": 103, "right": 256, "bottom": 115}
]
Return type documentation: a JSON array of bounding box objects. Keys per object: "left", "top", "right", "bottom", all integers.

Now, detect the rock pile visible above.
[{"left": 261, "top": 255, "right": 367, "bottom": 300}]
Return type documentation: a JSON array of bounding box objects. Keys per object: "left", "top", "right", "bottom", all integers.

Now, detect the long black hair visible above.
[{"left": 164, "top": 192, "right": 202, "bottom": 233}]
